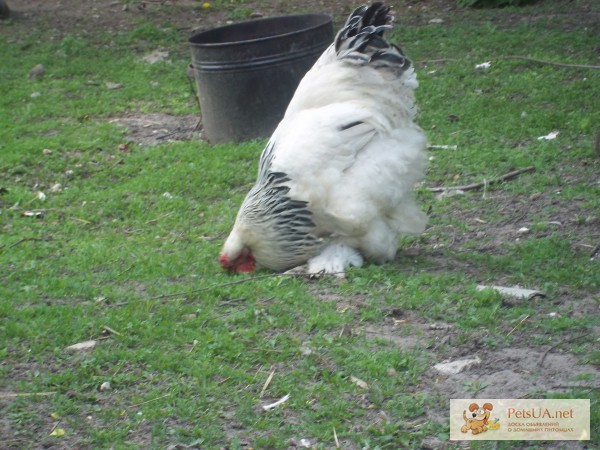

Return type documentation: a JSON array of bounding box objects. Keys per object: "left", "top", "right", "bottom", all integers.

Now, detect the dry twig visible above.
[
  {"left": 1, "top": 236, "right": 51, "bottom": 251},
  {"left": 103, "top": 325, "right": 123, "bottom": 336},
  {"left": 498, "top": 55, "right": 600, "bottom": 70},
  {"left": 427, "top": 166, "right": 535, "bottom": 193}
]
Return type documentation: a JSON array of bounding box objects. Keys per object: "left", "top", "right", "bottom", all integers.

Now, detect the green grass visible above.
[{"left": 1, "top": 2, "right": 599, "bottom": 448}]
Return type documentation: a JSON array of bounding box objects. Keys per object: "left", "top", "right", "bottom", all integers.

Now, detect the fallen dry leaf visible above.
[
  {"left": 142, "top": 49, "right": 169, "bottom": 64},
  {"left": 28, "top": 63, "right": 45, "bottom": 80},
  {"left": 49, "top": 428, "right": 65, "bottom": 437}
]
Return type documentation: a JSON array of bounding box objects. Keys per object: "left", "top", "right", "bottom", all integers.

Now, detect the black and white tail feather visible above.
[
  {"left": 335, "top": 3, "right": 411, "bottom": 71},
  {"left": 220, "top": 2, "right": 428, "bottom": 276}
]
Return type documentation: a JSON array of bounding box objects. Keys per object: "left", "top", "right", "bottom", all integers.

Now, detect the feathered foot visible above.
[
  {"left": 285, "top": 243, "right": 363, "bottom": 279},
  {"left": 283, "top": 264, "right": 322, "bottom": 278}
]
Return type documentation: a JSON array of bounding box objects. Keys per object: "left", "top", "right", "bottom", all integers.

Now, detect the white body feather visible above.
[{"left": 221, "top": 4, "right": 428, "bottom": 274}]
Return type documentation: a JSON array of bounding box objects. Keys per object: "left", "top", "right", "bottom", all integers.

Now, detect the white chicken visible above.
[{"left": 219, "top": 2, "right": 428, "bottom": 275}]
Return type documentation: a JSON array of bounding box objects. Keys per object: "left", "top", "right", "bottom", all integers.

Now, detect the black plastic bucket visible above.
[{"left": 189, "top": 14, "right": 333, "bottom": 143}]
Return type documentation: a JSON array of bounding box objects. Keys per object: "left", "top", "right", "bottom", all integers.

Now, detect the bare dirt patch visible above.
[
  {"left": 360, "top": 305, "right": 600, "bottom": 395},
  {"left": 110, "top": 113, "right": 201, "bottom": 147}
]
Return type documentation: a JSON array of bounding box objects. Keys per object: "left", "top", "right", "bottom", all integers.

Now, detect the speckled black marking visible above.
[
  {"left": 339, "top": 120, "right": 364, "bottom": 131},
  {"left": 239, "top": 139, "right": 321, "bottom": 267}
]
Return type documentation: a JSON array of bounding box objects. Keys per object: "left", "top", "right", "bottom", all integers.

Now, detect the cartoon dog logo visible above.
[{"left": 461, "top": 402, "right": 499, "bottom": 434}]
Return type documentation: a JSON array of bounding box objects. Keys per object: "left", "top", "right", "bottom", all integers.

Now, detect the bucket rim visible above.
[{"left": 188, "top": 13, "right": 333, "bottom": 47}]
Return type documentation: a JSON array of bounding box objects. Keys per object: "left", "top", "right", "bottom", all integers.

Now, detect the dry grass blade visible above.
[
  {"left": 0, "top": 391, "right": 57, "bottom": 398},
  {"left": 259, "top": 370, "right": 275, "bottom": 398},
  {"left": 129, "top": 393, "right": 171, "bottom": 409},
  {"left": 506, "top": 314, "right": 530, "bottom": 337}
]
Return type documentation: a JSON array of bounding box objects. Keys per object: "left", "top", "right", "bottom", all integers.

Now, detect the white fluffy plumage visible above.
[{"left": 220, "top": 2, "right": 428, "bottom": 275}]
